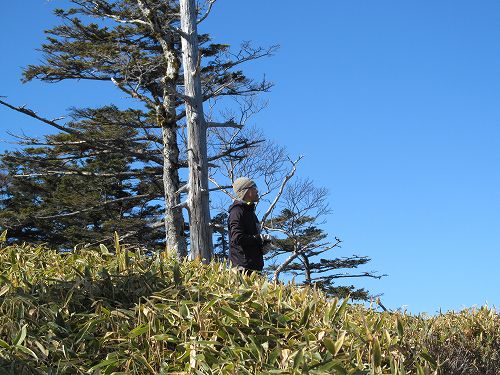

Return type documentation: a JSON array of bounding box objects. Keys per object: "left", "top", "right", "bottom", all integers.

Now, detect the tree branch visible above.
[
  {"left": 206, "top": 120, "right": 242, "bottom": 129},
  {"left": 273, "top": 250, "right": 301, "bottom": 283},
  {"left": 0, "top": 99, "right": 80, "bottom": 136},
  {"left": 34, "top": 193, "right": 155, "bottom": 219},
  {"left": 208, "top": 139, "right": 263, "bottom": 162},
  {"left": 197, "top": 0, "right": 217, "bottom": 24},
  {"left": 14, "top": 169, "right": 160, "bottom": 178},
  {"left": 208, "top": 177, "right": 234, "bottom": 197},
  {"left": 86, "top": 219, "right": 166, "bottom": 247},
  {"left": 261, "top": 155, "right": 303, "bottom": 227},
  {"left": 111, "top": 77, "right": 158, "bottom": 108}
]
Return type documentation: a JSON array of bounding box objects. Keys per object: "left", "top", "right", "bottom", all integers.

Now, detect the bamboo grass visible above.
[{"left": 0, "top": 241, "right": 498, "bottom": 374}]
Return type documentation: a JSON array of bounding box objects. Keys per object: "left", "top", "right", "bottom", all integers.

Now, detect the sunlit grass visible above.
[{"left": 0, "top": 238, "right": 497, "bottom": 374}]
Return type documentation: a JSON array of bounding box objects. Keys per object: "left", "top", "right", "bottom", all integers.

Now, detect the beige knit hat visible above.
[{"left": 233, "top": 177, "right": 256, "bottom": 200}]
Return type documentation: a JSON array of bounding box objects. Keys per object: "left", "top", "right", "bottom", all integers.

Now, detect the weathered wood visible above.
[
  {"left": 159, "top": 30, "right": 187, "bottom": 259},
  {"left": 180, "top": 0, "right": 213, "bottom": 262},
  {"left": 137, "top": 0, "right": 187, "bottom": 258}
]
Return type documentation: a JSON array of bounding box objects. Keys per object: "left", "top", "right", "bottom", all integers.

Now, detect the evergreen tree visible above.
[
  {"left": 0, "top": 0, "right": 274, "bottom": 253},
  {"left": 265, "top": 179, "right": 383, "bottom": 300},
  {"left": 0, "top": 107, "right": 164, "bottom": 249},
  {"left": 211, "top": 212, "right": 229, "bottom": 262}
]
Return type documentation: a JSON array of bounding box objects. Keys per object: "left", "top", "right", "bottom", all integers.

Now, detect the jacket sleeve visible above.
[{"left": 228, "top": 206, "right": 263, "bottom": 247}]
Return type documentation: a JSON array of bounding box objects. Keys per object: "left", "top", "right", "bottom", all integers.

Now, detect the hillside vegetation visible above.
[{"left": 0, "top": 240, "right": 498, "bottom": 374}]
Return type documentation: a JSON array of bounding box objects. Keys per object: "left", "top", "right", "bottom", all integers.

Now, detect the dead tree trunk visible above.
[{"left": 180, "top": 0, "right": 213, "bottom": 262}]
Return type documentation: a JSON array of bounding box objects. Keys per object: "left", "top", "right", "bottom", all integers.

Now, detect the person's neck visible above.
[{"left": 238, "top": 199, "right": 256, "bottom": 206}]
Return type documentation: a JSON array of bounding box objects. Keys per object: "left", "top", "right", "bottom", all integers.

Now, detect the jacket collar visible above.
[{"left": 230, "top": 199, "right": 256, "bottom": 210}]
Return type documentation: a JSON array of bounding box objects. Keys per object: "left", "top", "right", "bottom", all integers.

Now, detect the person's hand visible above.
[
  {"left": 260, "top": 233, "right": 273, "bottom": 244},
  {"left": 262, "top": 237, "right": 278, "bottom": 254}
]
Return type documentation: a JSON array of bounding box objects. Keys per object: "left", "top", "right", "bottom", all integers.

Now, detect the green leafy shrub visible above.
[{"left": 0, "top": 241, "right": 497, "bottom": 374}]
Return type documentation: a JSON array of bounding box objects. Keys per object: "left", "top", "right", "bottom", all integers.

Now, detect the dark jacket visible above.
[{"left": 228, "top": 200, "right": 264, "bottom": 271}]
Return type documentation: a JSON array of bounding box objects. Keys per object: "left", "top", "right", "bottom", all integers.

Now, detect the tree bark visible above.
[
  {"left": 159, "top": 107, "right": 187, "bottom": 258},
  {"left": 273, "top": 250, "right": 301, "bottom": 283},
  {"left": 159, "top": 32, "right": 187, "bottom": 259},
  {"left": 136, "top": 0, "right": 188, "bottom": 258},
  {"left": 180, "top": 0, "right": 213, "bottom": 262}
]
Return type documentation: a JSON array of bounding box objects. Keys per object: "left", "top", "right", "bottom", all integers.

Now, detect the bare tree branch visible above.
[
  {"left": 208, "top": 176, "right": 235, "bottom": 198},
  {"left": 0, "top": 99, "right": 81, "bottom": 136},
  {"left": 260, "top": 155, "right": 303, "bottom": 227},
  {"left": 197, "top": 0, "right": 217, "bottom": 24},
  {"left": 273, "top": 250, "right": 301, "bottom": 283},
  {"left": 206, "top": 120, "right": 242, "bottom": 129}
]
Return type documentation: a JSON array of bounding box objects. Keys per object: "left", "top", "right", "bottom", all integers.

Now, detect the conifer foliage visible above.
[
  {"left": 264, "top": 179, "right": 383, "bottom": 300},
  {"left": 0, "top": 106, "right": 164, "bottom": 249},
  {"left": 0, "top": 0, "right": 274, "bottom": 253}
]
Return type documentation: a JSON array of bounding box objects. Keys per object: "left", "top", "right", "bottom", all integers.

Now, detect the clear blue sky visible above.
[{"left": 1, "top": 1, "right": 499, "bottom": 314}]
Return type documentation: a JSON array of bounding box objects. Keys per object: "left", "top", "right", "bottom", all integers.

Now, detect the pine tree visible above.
[
  {"left": 1, "top": 0, "right": 275, "bottom": 254},
  {"left": 0, "top": 107, "right": 164, "bottom": 249},
  {"left": 265, "top": 180, "right": 383, "bottom": 300}
]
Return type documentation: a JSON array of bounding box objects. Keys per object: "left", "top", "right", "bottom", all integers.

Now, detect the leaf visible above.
[
  {"left": 99, "top": 244, "right": 111, "bottom": 255},
  {"left": 173, "top": 261, "right": 182, "bottom": 286},
  {"left": 323, "top": 337, "right": 336, "bottom": 355},
  {"left": 88, "top": 358, "right": 121, "bottom": 372},
  {"left": 114, "top": 231, "right": 121, "bottom": 253},
  {"left": 0, "top": 339, "right": 10, "bottom": 349},
  {"left": 180, "top": 303, "right": 190, "bottom": 319},
  {"left": 390, "top": 357, "right": 397, "bottom": 374},
  {"left": 292, "top": 348, "right": 304, "bottom": 369},
  {"left": 152, "top": 334, "right": 179, "bottom": 342},
  {"left": 373, "top": 337, "right": 382, "bottom": 370},
  {"left": 34, "top": 341, "right": 49, "bottom": 358},
  {"left": 220, "top": 305, "right": 240, "bottom": 321},
  {"left": 327, "top": 298, "right": 339, "bottom": 321},
  {"left": 299, "top": 305, "right": 310, "bottom": 327},
  {"left": 331, "top": 363, "right": 348, "bottom": 375},
  {"left": 261, "top": 281, "right": 269, "bottom": 296},
  {"left": 15, "top": 345, "right": 38, "bottom": 360},
  {"left": 13, "top": 324, "right": 27, "bottom": 346},
  {"left": 0, "top": 230, "right": 7, "bottom": 242},
  {"left": 268, "top": 347, "right": 281, "bottom": 366},
  {"left": 235, "top": 290, "right": 253, "bottom": 302},
  {"left": 416, "top": 362, "right": 425, "bottom": 375},
  {"left": 0, "top": 285, "right": 9, "bottom": 297},
  {"left": 194, "top": 340, "right": 219, "bottom": 346},
  {"left": 128, "top": 324, "right": 149, "bottom": 338},
  {"left": 134, "top": 354, "right": 156, "bottom": 374},
  {"left": 420, "top": 351, "right": 437, "bottom": 369},
  {"left": 397, "top": 317, "right": 404, "bottom": 338},
  {"left": 334, "top": 331, "right": 346, "bottom": 356},
  {"left": 332, "top": 296, "right": 349, "bottom": 324},
  {"left": 383, "top": 328, "right": 391, "bottom": 345},
  {"left": 281, "top": 348, "right": 291, "bottom": 367}
]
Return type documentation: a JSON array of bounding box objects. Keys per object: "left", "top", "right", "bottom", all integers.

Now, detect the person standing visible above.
[{"left": 228, "top": 177, "right": 272, "bottom": 273}]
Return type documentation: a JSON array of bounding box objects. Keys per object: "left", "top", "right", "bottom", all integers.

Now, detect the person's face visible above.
[{"left": 244, "top": 186, "right": 259, "bottom": 202}]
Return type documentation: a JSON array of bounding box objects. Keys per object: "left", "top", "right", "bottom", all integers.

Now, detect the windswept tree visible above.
[
  {"left": 0, "top": 106, "right": 164, "bottom": 248},
  {"left": 0, "top": 0, "right": 276, "bottom": 255},
  {"left": 264, "top": 179, "right": 384, "bottom": 300},
  {"left": 0, "top": 2, "right": 382, "bottom": 300}
]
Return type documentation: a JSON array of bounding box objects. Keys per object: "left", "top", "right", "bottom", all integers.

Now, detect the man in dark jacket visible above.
[{"left": 228, "top": 177, "right": 272, "bottom": 272}]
